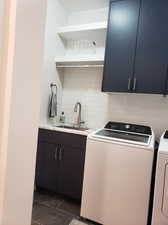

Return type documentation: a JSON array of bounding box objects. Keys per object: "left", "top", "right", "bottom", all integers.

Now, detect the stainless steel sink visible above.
[{"left": 56, "top": 125, "right": 89, "bottom": 131}]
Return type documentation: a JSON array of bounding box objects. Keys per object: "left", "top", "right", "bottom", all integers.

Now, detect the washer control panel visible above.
[
  {"left": 164, "top": 130, "right": 168, "bottom": 139},
  {"left": 105, "top": 122, "right": 152, "bottom": 135}
]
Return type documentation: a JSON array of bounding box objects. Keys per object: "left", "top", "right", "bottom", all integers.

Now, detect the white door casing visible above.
[{"left": 0, "top": 0, "right": 47, "bottom": 225}]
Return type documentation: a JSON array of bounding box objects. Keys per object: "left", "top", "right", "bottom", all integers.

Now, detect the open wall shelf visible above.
[
  {"left": 55, "top": 56, "right": 104, "bottom": 68},
  {"left": 57, "top": 22, "right": 107, "bottom": 41},
  {"left": 56, "top": 21, "right": 107, "bottom": 69}
]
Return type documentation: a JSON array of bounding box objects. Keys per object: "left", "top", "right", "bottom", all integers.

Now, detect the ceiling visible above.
[{"left": 60, "top": 0, "right": 109, "bottom": 12}]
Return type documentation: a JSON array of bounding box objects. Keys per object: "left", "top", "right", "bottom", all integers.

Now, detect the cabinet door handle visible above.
[
  {"left": 133, "top": 78, "right": 137, "bottom": 91},
  {"left": 54, "top": 146, "right": 58, "bottom": 160},
  {"left": 164, "top": 65, "right": 168, "bottom": 96},
  {"left": 128, "top": 77, "right": 131, "bottom": 91},
  {"left": 59, "top": 147, "right": 63, "bottom": 161}
]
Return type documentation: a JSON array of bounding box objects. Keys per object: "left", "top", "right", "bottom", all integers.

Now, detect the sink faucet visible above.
[{"left": 74, "top": 102, "right": 85, "bottom": 128}]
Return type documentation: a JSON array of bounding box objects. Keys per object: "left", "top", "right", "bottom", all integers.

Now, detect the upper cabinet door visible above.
[
  {"left": 102, "top": 0, "right": 140, "bottom": 92},
  {"left": 133, "top": 0, "right": 168, "bottom": 94}
]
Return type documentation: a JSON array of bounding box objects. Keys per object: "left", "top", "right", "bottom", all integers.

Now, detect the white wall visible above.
[
  {"left": 41, "top": 3, "right": 168, "bottom": 139},
  {"left": 0, "top": 0, "right": 46, "bottom": 225},
  {"left": 40, "top": 0, "right": 68, "bottom": 125},
  {"left": 0, "top": 0, "right": 5, "bottom": 71},
  {"left": 39, "top": 5, "right": 108, "bottom": 126},
  {"left": 60, "top": 0, "right": 108, "bottom": 12},
  {"left": 67, "top": 7, "right": 108, "bottom": 25},
  {"left": 0, "top": 0, "right": 16, "bottom": 221},
  {"left": 0, "top": 0, "right": 4, "bottom": 52}
]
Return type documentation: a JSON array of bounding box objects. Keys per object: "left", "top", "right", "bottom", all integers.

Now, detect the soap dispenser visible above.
[{"left": 60, "top": 112, "right": 66, "bottom": 123}]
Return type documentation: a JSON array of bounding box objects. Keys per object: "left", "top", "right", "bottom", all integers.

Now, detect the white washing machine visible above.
[
  {"left": 81, "top": 122, "right": 155, "bottom": 225},
  {"left": 152, "top": 131, "right": 168, "bottom": 225}
]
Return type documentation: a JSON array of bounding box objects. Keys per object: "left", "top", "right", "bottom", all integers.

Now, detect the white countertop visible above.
[{"left": 39, "top": 124, "right": 93, "bottom": 136}]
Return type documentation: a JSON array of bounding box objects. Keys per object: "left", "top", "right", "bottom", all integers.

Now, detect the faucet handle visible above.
[{"left": 80, "top": 121, "right": 85, "bottom": 125}]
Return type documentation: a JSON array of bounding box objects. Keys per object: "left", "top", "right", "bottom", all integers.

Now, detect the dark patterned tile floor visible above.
[{"left": 32, "top": 190, "right": 99, "bottom": 225}]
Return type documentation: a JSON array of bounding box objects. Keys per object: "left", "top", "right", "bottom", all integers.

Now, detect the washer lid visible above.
[{"left": 93, "top": 129, "right": 151, "bottom": 145}]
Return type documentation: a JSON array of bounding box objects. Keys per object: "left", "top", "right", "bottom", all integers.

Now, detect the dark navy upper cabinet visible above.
[
  {"left": 102, "top": 0, "right": 141, "bottom": 92},
  {"left": 102, "top": 0, "right": 168, "bottom": 95},
  {"left": 133, "top": 0, "right": 168, "bottom": 94}
]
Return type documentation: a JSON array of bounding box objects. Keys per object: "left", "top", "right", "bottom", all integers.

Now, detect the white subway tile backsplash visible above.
[
  {"left": 62, "top": 68, "right": 168, "bottom": 139},
  {"left": 62, "top": 68, "right": 109, "bottom": 128}
]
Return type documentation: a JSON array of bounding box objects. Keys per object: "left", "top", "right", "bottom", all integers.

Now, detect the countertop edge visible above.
[{"left": 39, "top": 124, "right": 93, "bottom": 136}]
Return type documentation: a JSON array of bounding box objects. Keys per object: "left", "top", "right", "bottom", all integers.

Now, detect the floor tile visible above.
[
  {"left": 70, "top": 219, "right": 89, "bottom": 225},
  {"left": 58, "top": 199, "right": 81, "bottom": 216},
  {"left": 32, "top": 202, "right": 73, "bottom": 225},
  {"left": 31, "top": 219, "right": 42, "bottom": 225},
  {"left": 34, "top": 191, "right": 62, "bottom": 207},
  {"left": 32, "top": 191, "right": 99, "bottom": 225},
  {"left": 31, "top": 221, "right": 41, "bottom": 225}
]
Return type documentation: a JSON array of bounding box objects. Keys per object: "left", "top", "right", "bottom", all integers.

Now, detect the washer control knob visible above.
[{"left": 125, "top": 124, "right": 130, "bottom": 129}]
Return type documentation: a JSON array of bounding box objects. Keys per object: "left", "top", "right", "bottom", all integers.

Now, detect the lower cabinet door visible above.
[
  {"left": 35, "top": 141, "right": 59, "bottom": 192},
  {"left": 58, "top": 145, "right": 86, "bottom": 200}
]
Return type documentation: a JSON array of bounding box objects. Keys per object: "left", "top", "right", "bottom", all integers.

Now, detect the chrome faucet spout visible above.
[
  {"left": 74, "top": 102, "right": 81, "bottom": 113},
  {"left": 74, "top": 102, "right": 84, "bottom": 128}
]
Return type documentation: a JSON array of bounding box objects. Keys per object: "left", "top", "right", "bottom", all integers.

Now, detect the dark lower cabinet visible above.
[
  {"left": 57, "top": 145, "right": 86, "bottom": 200},
  {"left": 36, "top": 142, "right": 59, "bottom": 192},
  {"left": 35, "top": 129, "right": 87, "bottom": 201}
]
